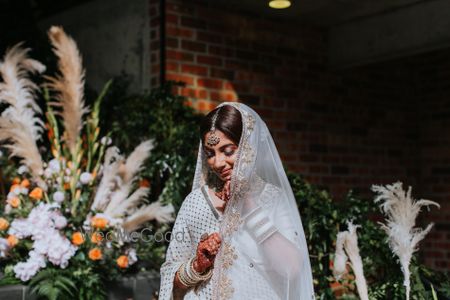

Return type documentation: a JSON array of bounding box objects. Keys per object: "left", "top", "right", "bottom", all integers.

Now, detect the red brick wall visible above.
[
  {"left": 409, "top": 50, "right": 450, "bottom": 269},
  {"left": 153, "top": 0, "right": 448, "bottom": 270},
  {"left": 149, "top": 0, "right": 161, "bottom": 87}
]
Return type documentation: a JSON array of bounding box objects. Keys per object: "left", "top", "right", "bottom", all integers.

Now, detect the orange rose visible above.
[
  {"left": 116, "top": 255, "right": 129, "bottom": 268},
  {"left": 88, "top": 248, "right": 102, "bottom": 260},
  {"left": 29, "top": 187, "right": 43, "bottom": 200},
  {"left": 7, "top": 197, "right": 20, "bottom": 208},
  {"left": 91, "top": 217, "right": 108, "bottom": 229},
  {"left": 7, "top": 235, "right": 18, "bottom": 247},
  {"left": 12, "top": 177, "right": 21, "bottom": 185},
  {"left": 20, "top": 179, "right": 30, "bottom": 188},
  {"left": 72, "top": 232, "right": 85, "bottom": 246},
  {"left": 91, "top": 232, "right": 103, "bottom": 244},
  {"left": 9, "top": 184, "right": 20, "bottom": 193},
  {"left": 0, "top": 218, "right": 9, "bottom": 230}
]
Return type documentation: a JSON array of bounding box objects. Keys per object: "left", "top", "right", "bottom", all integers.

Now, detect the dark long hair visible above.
[{"left": 200, "top": 105, "right": 243, "bottom": 145}]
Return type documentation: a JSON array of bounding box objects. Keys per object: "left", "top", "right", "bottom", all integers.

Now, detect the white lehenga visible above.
[{"left": 159, "top": 102, "right": 315, "bottom": 300}]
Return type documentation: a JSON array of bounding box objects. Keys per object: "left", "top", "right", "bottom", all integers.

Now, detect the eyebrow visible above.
[{"left": 203, "top": 143, "right": 236, "bottom": 152}]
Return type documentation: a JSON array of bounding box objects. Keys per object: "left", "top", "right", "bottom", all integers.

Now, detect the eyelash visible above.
[
  {"left": 205, "top": 149, "right": 235, "bottom": 158},
  {"left": 224, "top": 150, "right": 235, "bottom": 157}
]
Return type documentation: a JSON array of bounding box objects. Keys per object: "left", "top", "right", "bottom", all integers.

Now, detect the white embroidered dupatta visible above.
[{"left": 192, "top": 102, "right": 315, "bottom": 300}]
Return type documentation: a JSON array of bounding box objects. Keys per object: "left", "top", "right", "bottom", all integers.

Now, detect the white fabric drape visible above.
[{"left": 191, "top": 102, "right": 315, "bottom": 300}]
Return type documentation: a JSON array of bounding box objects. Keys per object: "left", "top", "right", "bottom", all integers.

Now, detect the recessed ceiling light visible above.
[{"left": 269, "top": 0, "right": 291, "bottom": 9}]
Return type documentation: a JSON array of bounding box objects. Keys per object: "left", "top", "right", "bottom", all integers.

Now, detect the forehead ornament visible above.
[{"left": 206, "top": 108, "right": 221, "bottom": 147}]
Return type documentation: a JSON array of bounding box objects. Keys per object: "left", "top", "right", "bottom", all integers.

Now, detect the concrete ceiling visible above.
[
  {"left": 0, "top": 0, "right": 445, "bottom": 69},
  {"left": 215, "top": 0, "right": 450, "bottom": 68},
  {"left": 217, "top": 0, "right": 427, "bottom": 27}
]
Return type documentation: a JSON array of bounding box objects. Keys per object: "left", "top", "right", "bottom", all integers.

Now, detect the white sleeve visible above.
[
  {"left": 159, "top": 205, "right": 193, "bottom": 300},
  {"left": 244, "top": 187, "right": 303, "bottom": 280}
]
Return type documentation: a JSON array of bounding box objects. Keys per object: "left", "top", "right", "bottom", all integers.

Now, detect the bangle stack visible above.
[{"left": 177, "top": 257, "right": 213, "bottom": 288}]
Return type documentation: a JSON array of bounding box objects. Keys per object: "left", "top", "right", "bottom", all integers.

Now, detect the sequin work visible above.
[{"left": 159, "top": 188, "right": 220, "bottom": 300}]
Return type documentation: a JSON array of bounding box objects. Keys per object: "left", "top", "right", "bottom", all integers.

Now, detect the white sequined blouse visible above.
[
  {"left": 159, "top": 183, "right": 286, "bottom": 300},
  {"left": 159, "top": 185, "right": 220, "bottom": 299}
]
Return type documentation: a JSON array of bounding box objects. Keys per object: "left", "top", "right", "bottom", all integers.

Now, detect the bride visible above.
[{"left": 159, "top": 103, "right": 314, "bottom": 299}]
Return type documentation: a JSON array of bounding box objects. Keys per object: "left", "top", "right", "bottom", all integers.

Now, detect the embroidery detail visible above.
[
  {"left": 236, "top": 111, "right": 256, "bottom": 180},
  {"left": 259, "top": 181, "right": 280, "bottom": 206},
  {"left": 223, "top": 210, "right": 243, "bottom": 236},
  {"left": 245, "top": 114, "right": 255, "bottom": 132},
  {"left": 232, "top": 179, "right": 249, "bottom": 206},
  {"left": 222, "top": 242, "right": 238, "bottom": 270},
  {"left": 241, "top": 141, "right": 255, "bottom": 165},
  {"left": 218, "top": 275, "right": 234, "bottom": 299}
]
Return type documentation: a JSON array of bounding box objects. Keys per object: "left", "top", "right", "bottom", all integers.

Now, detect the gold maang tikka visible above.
[{"left": 206, "top": 108, "right": 221, "bottom": 147}]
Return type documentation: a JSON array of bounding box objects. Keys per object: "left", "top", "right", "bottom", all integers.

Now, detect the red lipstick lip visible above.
[{"left": 221, "top": 169, "right": 231, "bottom": 176}]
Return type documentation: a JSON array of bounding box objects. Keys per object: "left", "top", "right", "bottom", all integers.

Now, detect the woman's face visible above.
[{"left": 203, "top": 130, "right": 238, "bottom": 182}]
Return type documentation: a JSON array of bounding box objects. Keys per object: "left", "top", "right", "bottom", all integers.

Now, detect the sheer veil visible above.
[{"left": 192, "top": 102, "right": 314, "bottom": 299}]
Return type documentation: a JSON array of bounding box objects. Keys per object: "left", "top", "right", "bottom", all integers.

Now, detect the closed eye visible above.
[
  {"left": 224, "top": 149, "right": 235, "bottom": 157},
  {"left": 205, "top": 151, "right": 214, "bottom": 158}
]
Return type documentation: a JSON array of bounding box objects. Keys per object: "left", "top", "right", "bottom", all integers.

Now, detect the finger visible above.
[
  {"left": 224, "top": 187, "right": 230, "bottom": 202},
  {"left": 211, "top": 233, "right": 221, "bottom": 242},
  {"left": 214, "top": 235, "right": 222, "bottom": 243},
  {"left": 218, "top": 203, "right": 226, "bottom": 211},
  {"left": 210, "top": 245, "right": 219, "bottom": 253},
  {"left": 202, "top": 248, "right": 214, "bottom": 260}
]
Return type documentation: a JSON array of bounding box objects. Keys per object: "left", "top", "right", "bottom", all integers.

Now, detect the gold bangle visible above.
[
  {"left": 178, "top": 257, "right": 213, "bottom": 289},
  {"left": 177, "top": 262, "right": 197, "bottom": 287},
  {"left": 187, "top": 257, "right": 213, "bottom": 281}
]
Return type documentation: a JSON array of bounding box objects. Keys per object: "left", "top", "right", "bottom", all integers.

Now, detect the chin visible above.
[
  {"left": 215, "top": 171, "right": 232, "bottom": 182},
  {"left": 217, "top": 176, "right": 227, "bottom": 182}
]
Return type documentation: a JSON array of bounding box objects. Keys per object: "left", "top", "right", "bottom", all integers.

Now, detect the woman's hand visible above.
[
  {"left": 193, "top": 232, "right": 222, "bottom": 273},
  {"left": 215, "top": 180, "right": 231, "bottom": 212}
]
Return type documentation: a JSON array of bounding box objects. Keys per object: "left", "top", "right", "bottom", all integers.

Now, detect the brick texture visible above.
[
  {"left": 149, "top": 0, "right": 161, "bottom": 87},
  {"left": 408, "top": 50, "right": 450, "bottom": 269},
  {"left": 149, "top": 0, "right": 450, "bottom": 270}
]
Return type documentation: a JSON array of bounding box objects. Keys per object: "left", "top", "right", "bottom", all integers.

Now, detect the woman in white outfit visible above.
[{"left": 159, "top": 103, "right": 314, "bottom": 300}]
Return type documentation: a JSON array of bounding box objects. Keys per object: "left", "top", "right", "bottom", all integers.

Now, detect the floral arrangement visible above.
[{"left": 0, "top": 26, "right": 174, "bottom": 297}]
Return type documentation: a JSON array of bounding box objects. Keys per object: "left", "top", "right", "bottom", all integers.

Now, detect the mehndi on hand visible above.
[{"left": 193, "top": 232, "right": 221, "bottom": 273}]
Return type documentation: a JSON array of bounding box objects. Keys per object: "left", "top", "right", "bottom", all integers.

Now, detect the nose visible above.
[{"left": 213, "top": 154, "right": 226, "bottom": 171}]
